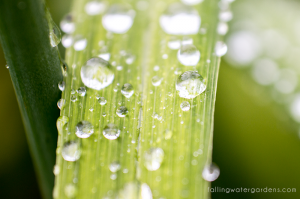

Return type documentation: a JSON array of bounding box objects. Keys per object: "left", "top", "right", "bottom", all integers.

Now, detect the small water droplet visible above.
[
  {"left": 219, "top": 10, "right": 233, "bottom": 22},
  {"left": 49, "top": 19, "right": 61, "bottom": 47},
  {"left": 151, "top": 76, "right": 163, "bottom": 86},
  {"left": 121, "top": 83, "right": 134, "bottom": 98},
  {"left": 181, "top": 0, "right": 203, "bottom": 5},
  {"left": 98, "top": 97, "right": 107, "bottom": 105},
  {"left": 110, "top": 173, "right": 117, "bottom": 180},
  {"left": 159, "top": 3, "right": 201, "bottom": 35},
  {"left": 62, "top": 34, "right": 73, "bottom": 48},
  {"left": 58, "top": 81, "right": 65, "bottom": 91},
  {"left": 177, "top": 44, "right": 200, "bottom": 66},
  {"left": 75, "top": 121, "right": 94, "bottom": 138},
  {"left": 116, "top": 106, "right": 129, "bottom": 117},
  {"left": 125, "top": 53, "right": 135, "bottom": 64},
  {"left": 5, "top": 64, "right": 9, "bottom": 69},
  {"left": 77, "top": 87, "right": 87, "bottom": 96},
  {"left": 162, "top": 54, "right": 168, "bottom": 59},
  {"left": 57, "top": 99, "right": 66, "bottom": 109},
  {"left": 117, "top": 182, "right": 153, "bottom": 199},
  {"left": 202, "top": 163, "right": 220, "bottom": 182},
  {"left": 64, "top": 184, "right": 77, "bottom": 198},
  {"left": 144, "top": 148, "right": 164, "bottom": 171},
  {"left": 73, "top": 35, "right": 87, "bottom": 51},
  {"left": 109, "top": 161, "right": 121, "bottom": 172},
  {"left": 153, "top": 65, "right": 160, "bottom": 71},
  {"left": 53, "top": 165, "right": 60, "bottom": 175},
  {"left": 81, "top": 57, "right": 114, "bottom": 90},
  {"left": 217, "top": 22, "right": 228, "bottom": 35},
  {"left": 71, "top": 95, "right": 78, "bottom": 102},
  {"left": 117, "top": 65, "right": 123, "bottom": 71},
  {"left": 62, "top": 141, "right": 81, "bottom": 161},
  {"left": 180, "top": 101, "right": 190, "bottom": 111},
  {"left": 102, "top": 4, "right": 135, "bottom": 34},
  {"left": 176, "top": 71, "right": 206, "bottom": 99},
  {"left": 85, "top": 1, "right": 106, "bottom": 15},
  {"left": 99, "top": 52, "right": 111, "bottom": 61},
  {"left": 56, "top": 116, "right": 69, "bottom": 133},
  {"left": 103, "top": 123, "right": 121, "bottom": 140},
  {"left": 215, "top": 41, "right": 227, "bottom": 57},
  {"left": 164, "top": 129, "right": 172, "bottom": 140},
  {"left": 60, "top": 14, "right": 75, "bottom": 34},
  {"left": 168, "top": 37, "right": 181, "bottom": 50}
]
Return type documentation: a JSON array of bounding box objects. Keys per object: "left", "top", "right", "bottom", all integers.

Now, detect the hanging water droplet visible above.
[
  {"left": 102, "top": 4, "right": 135, "bottom": 34},
  {"left": 217, "top": 22, "right": 228, "bottom": 35},
  {"left": 77, "top": 87, "right": 87, "bottom": 96},
  {"left": 60, "top": 13, "right": 75, "bottom": 34},
  {"left": 181, "top": 0, "right": 203, "bottom": 6},
  {"left": 62, "top": 141, "right": 81, "bottom": 161},
  {"left": 64, "top": 184, "right": 77, "bottom": 198},
  {"left": 62, "top": 34, "right": 73, "bottom": 48},
  {"left": 176, "top": 71, "right": 206, "bottom": 99},
  {"left": 121, "top": 83, "right": 134, "bottom": 98},
  {"left": 215, "top": 41, "right": 227, "bottom": 57},
  {"left": 151, "top": 76, "right": 163, "bottom": 86},
  {"left": 49, "top": 19, "right": 61, "bottom": 47},
  {"left": 75, "top": 121, "right": 94, "bottom": 138},
  {"left": 164, "top": 129, "right": 172, "bottom": 140},
  {"left": 144, "top": 147, "right": 164, "bottom": 171},
  {"left": 56, "top": 116, "right": 69, "bottom": 133},
  {"left": 177, "top": 44, "right": 200, "bottom": 66},
  {"left": 85, "top": 1, "right": 106, "bottom": 15},
  {"left": 109, "top": 161, "right": 121, "bottom": 172},
  {"left": 202, "top": 163, "right": 220, "bottom": 182},
  {"left": 103, "top": 123, "right": 121, "bottom": 140},
  {"left": 80, "top": 57, "right": 114, "bottom": 90},
  {"left": 159, "top": 3, "right": 201, "bottom": 35},
  {"left": 73, "top": 35, "right": 87, "bottom": 51},
  {"left": 168, "top": 37, "right": 181, "bottom": 50},
  {"left": 116, "top": 106, "right": 129, "bottom": 117},
  {"left": 180, "top": 101, "right": 190, "bottom": 111},
  {"left": 58, "top": 81, "right": 65, "bottom": 91},
  {"left": 57, "top": 99, "right": 66, "bottom": 109}
]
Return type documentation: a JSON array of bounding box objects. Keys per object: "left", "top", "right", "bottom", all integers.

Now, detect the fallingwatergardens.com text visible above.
[{"left": 208, "top": 187, "right": 296, "bottom": 193}]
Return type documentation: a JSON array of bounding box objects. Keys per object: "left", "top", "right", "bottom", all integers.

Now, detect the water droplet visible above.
[
  {"left": 219, "top": 10, "right": 233, "bottom": 22},
  {"left": 117, "top": 65, "right": 123, "bottom": 71},
  {"left": 117, "top": 182, "right": 153, "bottom": 199},
  {"left": 57, "top": 99, "right": 66, "bottom": 109},
  {"left": 53, "top": 165, "right": 60, "bottom": 175},
  {"left": 56, "top": 116, "right": 69, "bottom": 133},
  {"left": 58, "top": 81, "right": 65, "bottom": 91},
  {"left": 103, "top": 123, "right": 121, "bottom": 140},
  {"left": 159, "top": 3, "right": 201, "bottom": 35},
  {"left": 49, "top": 19, "right": 61, "bottom": 47},
  {"left": 62, "top": 34, "right": 73, "bottom": 48},
  {"left": 71, "top": 95, "right": 78, "bottom": 102},
  {"left": 164, "top": 129, "right": 172, "bottom": 140},
  {"left": 176, "top": 71, "right": 206, "bottom": 99},
  {"left": 75, "top": 121, "right": 94, "bottom": 138},
  {"left": 116, "top": 106, "right": 129, "bottom": 117},
  {"left": 60, "top": 14, "right": 75, "bottom": 34},
  {"left": 110, "top": 173, "right": 117, "bottom": 180},
  {"left": 62, "top": 141, "right": 81, "bottom": 161},
  {"left": 125, "top": 53, "right": 136, "bottom": 64},
  {"left": 180, "top": 101, "right": 190, "bottom": 111},
  {"left": 181, "top": 0, "right": 203, "bottom": 5},
  {"left": 109, "top": 161, "right": 121, "bottom": 172},
  {"left": 5, "top": 64, "right": 9, "bottom": 69},
  {"left": 102, "top": 4, "right": 135, "bottom": 34},
  {"left": 215, "top": 41, "right": 227, "bottom": 57},
  {"left": 151, "top": 76, "right": 163, "bottom": 87},
  {"left": 144, "top": 148, "right": 164, "bottom": 171},
  {"left": 217, "top": 22, "right": 228, "bottom": 35},
  {"left": 202, "top": 163, "right": 220, "bottom": 182},
  {"left": 80, "top": 57, "right": 114, "bottom": 90},
  {"left": 99, "top": 53, "right": 111, "bottom": 61},
  {"left": 168, "top": 37, "right": 181, "bottom": 50},
  {"left": 73, "top": 35, "right": 87, "bottom": 51},
  {"left": 85, "top": 1, "right": 106, "bottom": 15},
  {"left": 177, "top": 44, "right": 200, "bottom": 66},
  {"left": 64, "top": 184, "right": 77, "bottom": 198},
  {"left": 162, "top": 54, "right": 168, "bottom": 59},
  {"left": 121, "top": 83, "right": 134, "bottom": 98},
  {"left": 98, "top": 97, "right": 107, "bottom": 105},
  {"left": 77, "top": 87, "right": 87, "bottom": 96}
]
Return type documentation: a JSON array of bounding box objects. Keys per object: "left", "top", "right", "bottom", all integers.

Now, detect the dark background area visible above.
[{"left": 1, "top": 0, "right": 300, "bottom": 199}]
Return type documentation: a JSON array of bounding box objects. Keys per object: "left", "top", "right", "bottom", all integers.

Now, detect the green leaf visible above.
[
  {"left": 54, "top": 0, "right": 225, "bottom": 198},
  {"left": 0, "top": 0, "right": 63, "bottom": 198}
]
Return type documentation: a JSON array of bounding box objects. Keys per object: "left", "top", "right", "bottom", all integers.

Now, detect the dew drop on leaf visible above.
[
  {"left": 121, "top": 83, "right": 134, "bottom": 98},
  {"left": 116, "top": 106, "right": 129, "bottom": 117},
  {"left": 103, "top": 123, "right": 121, "bottom": 140},
  {"left": 62, "top": 141, "right": 81, "bottom": 161},
  {"left": 75, "top": 121, "right": 94, "bottom": 138},
  {"left": 177, "top": 44, "right": 200, "bottom": 66},
  {"left": 144, "top": 147, "right": 164, "bottom": 171},
  {"left": 202, "top": 163, "right": 220, "bottom": 182}
]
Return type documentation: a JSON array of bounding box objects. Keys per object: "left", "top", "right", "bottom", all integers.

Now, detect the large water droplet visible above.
[
  {"left": 85, "top": 1, "right": 106, "bottom": 15},
  {"left": 103, "top": 123, "right": 121, "bottom": 140},
  {"left": 116, "top": 106, "right": 129, "bottom": 117},
  {"left": 176, "top": 71, "right": 206, "bottom": 99},
  {"left": 57, "top": 99, "right": 66, "bottom": 109},
  {"left": 180, "top": 101, "right": 190, "bottom": 111},
  {"left": 109, "top": 161, "right": 121, "bottom": 172},
  {"left": 73, "top": 35, "right": 87, "bottom": 51},
  {"left": 62, "top": 34, "right": 73, "bottom": 48},
  {"left": 177, "top": 44, "right": 200, "bottom": 66},
  {"left": 64, "top": 184, "right": 77, "bottom": 198},
  {"left": 60, "top": 14, "right": 75, "bottom": 34},
  {"left": 49, "top": 19, "right": 61, "bottom": 47},
  {"left": 181, "top": 0, "right": 203, "bottom": 5},
  {"left": 102, "top": 4, "right": 135, "bottom": 34},
  {"left": 121, "top": 83, "right": 134, "bottom": 98},
  {"left": 77, "top": 87, "right": 87, "bottom": 96},
  {"left": 144, "top": 148, "right": 164, "bottom": 171},
  {"left": 151, "top": 76, "right": 163, "bottom": 86},
  {"left": 62, "top": 141, "right": 81, "bottom": 161},
  {"left": 159, "top": 3, "right": 201, "bottom": 35},
  {"left": 202, "top": 163, "right": 220, "bottom": 182},
  {"left": 75, "top": 121, "right": 94, "bottom": 138},
  {"left": 215, "top": 41, "right": 228, "bottom": 57},
  {"left": 56, "top": 116, "right": 69, "bottom": 133},
  {"left": 80, "top": 57, "right": 114, "bottom": 90}
]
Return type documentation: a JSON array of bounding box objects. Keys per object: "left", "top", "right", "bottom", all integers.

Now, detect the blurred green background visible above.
[{"left": 1, "top": 0, "right": 300, "bottom": 199}]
